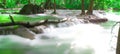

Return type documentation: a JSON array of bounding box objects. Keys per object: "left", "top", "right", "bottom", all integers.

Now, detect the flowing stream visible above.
[{"left": 0, "top": 10, "right": 120, "bottom": 54}]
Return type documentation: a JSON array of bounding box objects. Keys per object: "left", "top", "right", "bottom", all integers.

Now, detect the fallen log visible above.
[
  {"left": 0, "top": 19, "right": 67, "bottom": 28},
  {"left": 0, "top": 14, "right": 67, "bottom": 27}
]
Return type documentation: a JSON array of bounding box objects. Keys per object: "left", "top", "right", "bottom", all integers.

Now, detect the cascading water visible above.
[{"left": 0, "top": 10, "right": 119, "bottom": 54}]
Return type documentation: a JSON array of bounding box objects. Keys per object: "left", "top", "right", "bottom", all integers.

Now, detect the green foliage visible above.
[
  {"left": 63, "top": 0, "right": 81, "bottom": 9},
  {"left": 20, "top": 0, "right": 28, "bottom": 4},
  {"left": 34, "top": 0, "right": 44, "bottom": 5},
  {"left": 6, "top": 0, "right": 16, "bottom": 8},
  {"left": 0, "top": 0, "right": 120, "bottom": 11},
  {"left": 94, "top": 0, "right": 120, "bottom": 10}
]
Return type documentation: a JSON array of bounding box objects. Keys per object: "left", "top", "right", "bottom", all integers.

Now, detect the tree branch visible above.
[{"left": 9, "top": 14, "right": 15, "bottom": 24}]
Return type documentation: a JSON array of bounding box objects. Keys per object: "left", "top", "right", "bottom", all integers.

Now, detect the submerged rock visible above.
[
  {"left": 0, "top": 28, "right": 14, "bottom": 35},
  {"left": 89, "top": 18, "right": 108, "bottom": 23},
  {"left": 29, "top": 25, "right": 46, "bottom": 34},
  {"left": 19, "top": 4, "right": 45, "bottom": 15},
  {"left": 36, "top": 34, "right": 56, "bottom": 40},
  {"left": 77, "top": 14, "right": 108, "bottom": 23},
  {"left": 0, "top": 26, "right": 36, "bottom": 40},
  {"left": 14, "top": 26, "right": 36, "bottom": 40}
]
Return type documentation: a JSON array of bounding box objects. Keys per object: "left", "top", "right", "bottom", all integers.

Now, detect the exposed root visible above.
[{"left": 77, "top": 14, "right": 108, "bottom": 23}]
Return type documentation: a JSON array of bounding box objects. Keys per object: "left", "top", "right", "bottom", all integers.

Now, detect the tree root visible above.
[{"left": 77, "top": 14, "right": 108, "bottom": 23}]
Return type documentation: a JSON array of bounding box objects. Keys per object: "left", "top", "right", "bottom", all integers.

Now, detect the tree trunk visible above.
[
  {"left": 86, "top": 0, "right": 94, "bottom": 15},
  {"left": 52, "top": 0, "right": 57, "bottom": 14},
  {"left": 116, "top": 26, "right": 120, "bottom": 54},
  {"left": 44, "top": 0, "right": 51, "bottom": 9},
  {"left": 3, "top": 0, "right": 6, "bottom": 5},
  {"left": 3, "top": 0, "right": 6, "bottom": 8},
  {"left": 80, "top": 0, "right": 85, "bottom": 15},
  {"left": 16, "top": 0, "right": 20, "bottom": 4}
]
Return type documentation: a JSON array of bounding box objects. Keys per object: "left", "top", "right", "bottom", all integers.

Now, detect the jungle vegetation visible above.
[{"left": 0, "top": 0, "right": 120, "bottom": 11}]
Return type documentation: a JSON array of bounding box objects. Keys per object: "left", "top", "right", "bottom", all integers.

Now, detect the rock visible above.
[
  {"left": 89, "top": 18, "right": 108, "bottom": 23},
  {"left": 29, "top": 28, "right": 43, "bottom": 34},
  {"left": 14, "top": 26, "right": 36, "bottom": 40},
  {"left": 40, "top": 35, "right": 51, "bottom": 39},
  {"left": 0, "top": 29, "right": 14, "bottom": 35},
  {"left": 36, "top": 34, "right": 55, "bottom": 40},
  {"left": 77, "top": 15, "right": 108, "bottom": 23},
  {"left": 0, "top": 26, "right": 36, "bottom": 40},
  {"left": 98, "top": 11, "right": 106, "bottom": 15},
  {"left": 0, "top": 26, "right": 15, "bottom": 35},
  {"left": 19, "top": 4, "right": 45, "bottom": 15}
]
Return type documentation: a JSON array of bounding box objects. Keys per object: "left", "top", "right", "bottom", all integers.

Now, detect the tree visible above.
[
  {"left": 79, "top": 0, "right": 108, "bottom": 23},
  {"left": 86, "top": 0, "right": 94, "bottom": 15},
  {"left": 3, "top": 0, "right": 6, "bottom": 8},
  {"left": 116, "top": 26, "right": 120, "bottom": 54},
  {"left": 81, "top": 0, "right": 85, "bottom": 15},
  {"left": 52, "top": 0, "right": 57, "bottom": 14},
  {"left": 44, "top": 0, "right": 51, "bottom": 9},
  {"left": 80, "top": 0, "right": 94, "bottom": 15}
]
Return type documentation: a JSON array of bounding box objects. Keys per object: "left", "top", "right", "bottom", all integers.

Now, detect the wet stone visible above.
[
  {"left": 0, "top": 26, "right": 36, "bottom": 40},
  {"left": 0, "top": 27, "right": 15, "bottom": 35},
  {"left": 29, "top": 25, "right": 47, "bottom": 34},
  {"left": 0, "top": 29, "right": 14, "bottom": 35},
  {"left": 36, "top": 34, "right": 56, "bottom": 40},
  {"left": 19, "top": 4, "right": 45, "bottom": 15},
  {"left": 89, "top": 18, "right": 108, "bottom": 23},
  {"left": 14, "top": 26, "right": 36, "bottom": 40}
]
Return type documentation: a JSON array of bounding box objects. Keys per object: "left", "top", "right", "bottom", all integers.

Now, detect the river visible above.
[{"left": 0, "top": 10, "right": 120, "bottom": 54}]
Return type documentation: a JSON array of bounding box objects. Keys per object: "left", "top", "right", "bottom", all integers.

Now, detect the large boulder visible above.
[{"left": 19, "top": 4, "right": 45, "bottom": 15}]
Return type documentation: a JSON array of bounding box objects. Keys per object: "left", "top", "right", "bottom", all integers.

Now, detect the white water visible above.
[
  {"left": 0, "top": 23, "right": 116, "bottom": 54},
  {"left": 40, "top": 23, "right": 114, "bottom": 54},
  {"left": 0, "top": 10, "right": 119, "bottom": 54}
]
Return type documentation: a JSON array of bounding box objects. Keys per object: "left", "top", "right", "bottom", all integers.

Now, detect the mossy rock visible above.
[{"left": 19, "top": 4, "right": 45, "bottom": 15}]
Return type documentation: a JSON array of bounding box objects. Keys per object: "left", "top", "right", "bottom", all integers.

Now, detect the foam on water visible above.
[
  {"left": 0, "top": 24, "right": 116, "bottom": 54},
  {"left": 105, "top": 13, "right": 120, "bottom": 21},
  {"left": 33, "top": 23, "right": 115, "bottom": 54}
]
